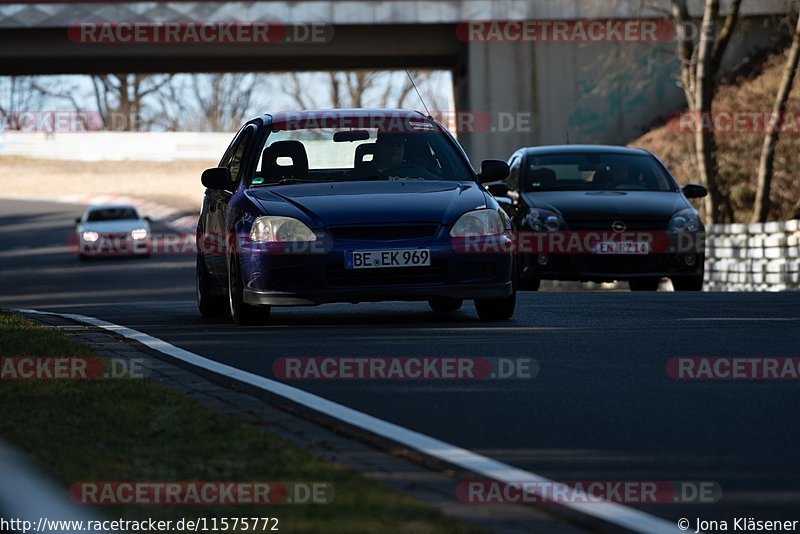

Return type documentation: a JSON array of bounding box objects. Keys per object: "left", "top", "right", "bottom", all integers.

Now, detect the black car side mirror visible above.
[
  {"left": 485, "top": 182, "right": 510, "bottom": 197},
  {"left": 75, "top": 217, "right": 81, "bottom": 224},
  {"left": 479, "top": 160, "right": 510, "bottom": 182},
  {"left": 202, "top": 167, "right": 233, "bottom": 190},
  {"left": 683, "top": 184, "right": 708, "bottom": 199}
]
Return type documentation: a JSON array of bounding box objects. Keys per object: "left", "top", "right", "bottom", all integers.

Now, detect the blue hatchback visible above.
[{"left": 196, "top": 109, "right": 516, "bottom": 324}]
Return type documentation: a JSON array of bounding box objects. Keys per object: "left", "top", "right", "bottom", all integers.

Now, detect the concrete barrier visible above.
[
  {"left": 706, "top": 220, "right": 800, "bottom": 291},
  {"left": 0, "top": 131, "right": 233, "bottom": 161}
]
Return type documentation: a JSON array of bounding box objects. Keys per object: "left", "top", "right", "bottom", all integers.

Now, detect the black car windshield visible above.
[
  {"left": 524, "top": 153, "right": 678, "bottom": 193},
  {"left": 251, "top": 124, "right": 472, "bottom": 186},
  {"left": 86, "top": 208, "right": 139, "bottom": 221}
]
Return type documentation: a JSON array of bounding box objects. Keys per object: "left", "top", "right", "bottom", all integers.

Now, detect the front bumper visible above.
[
  {"left": 520, "top": 252, "right": 704, "bottom": 283},
  {"left": 238, "top": 236, "right": 514, "bottom": 306}
]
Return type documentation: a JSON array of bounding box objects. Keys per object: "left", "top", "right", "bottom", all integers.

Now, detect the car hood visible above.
[
  {"left": 78, "top": 220, "right": 149, "bottom": 233},
  {"left": 247, "top": 181, "right": 489, "bottom": 227},
  {"left": 522, "top": 191, "right": 688, "bottom": 220}
]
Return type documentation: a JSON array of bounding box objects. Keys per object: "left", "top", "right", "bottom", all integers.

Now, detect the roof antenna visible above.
[
  {"left": 566, "top": 132, "right": 570, "bottom": 145},
  {"left": 404, "top": 68, "right": 432, "bottom": 118}
]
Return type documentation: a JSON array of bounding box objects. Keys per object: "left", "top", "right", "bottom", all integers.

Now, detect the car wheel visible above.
[
  {"left": 517, "top": 277, "right": 540, "bottom": 291},
  {"left": 628, "top": 278, "right": 661, "bottom": 291},
  {"left": 427, "top": 296, "right": 463, "bottom": 313},
  {"left": 196, "top": 256, "right": 227, "bottom": 318},
  {"left": 475, "top": 291, "right": 516, "bottom": 321},
  {"left": 672, "top": 275, "right": 704, "bottom": 291},
  {"left": 228, "top": 253, "right": 271, "bottom": 325}
]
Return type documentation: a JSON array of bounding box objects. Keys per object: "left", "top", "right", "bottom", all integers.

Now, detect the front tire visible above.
[
  {"left": 428, "top": 296, "right": 463, "bottom": 313},
  {"left": 672, "top": 275, "right": 704, "bottom": 291},
  {"left": 197, "top": 256, "right": 227, "bottom": 318},
  {"left": 628, "top": 278, "right": 660, "bottom": 291},
  {"left": 475, "top": 292, "right": 516, "bottom": 321},
  {"left": 228, "top": 253, "right": 271, "bottom": 325}
]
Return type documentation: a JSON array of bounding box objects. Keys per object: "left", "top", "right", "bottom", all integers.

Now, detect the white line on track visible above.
[{"left": 18, "top": 308, "right": 687, "bottom": 534}]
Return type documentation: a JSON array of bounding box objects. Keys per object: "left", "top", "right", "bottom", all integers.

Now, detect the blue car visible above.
[{"left": 196, "top": 109, "right": 516, "bottom": 324}]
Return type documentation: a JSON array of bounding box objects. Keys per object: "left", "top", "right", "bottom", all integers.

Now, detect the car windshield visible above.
[
  {"left": 251, "top": 122, "right": 472, "bottom": 186},
  {"left": 86, "top": 208, "right": 139, "bottom": 221},
  {"left": 524, "top": 153, "right": 677, "bottom": 193}
]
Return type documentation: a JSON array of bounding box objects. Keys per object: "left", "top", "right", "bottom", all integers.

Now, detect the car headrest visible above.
[
  {"left": 354, "top": 142, "right": 376, "bottom": 166},
  {"left": 529, "top": 167, "right": 557, "bottom": 189},
  {"left": 261, "top": 140, "right": 309, "bottom": 179}
]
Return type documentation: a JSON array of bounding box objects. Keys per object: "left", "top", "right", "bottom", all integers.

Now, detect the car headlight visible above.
[
  {"left": 249, "top": 216, "right": 317, "bottom": 243},
  {"left": 450, "top": 209, "right": 507, "bottom": 237},
  {"left": 668, "top": 209, "right": 701, "bottom": 233},
  {"left": 523, "top": 209, "right": 564, "bottom": 231},
  {"left": 130, "top": 228, "right": 148, "bottom": 240},
  {"left": 82, "top": 231, "right": 99, "bottom": 243}
]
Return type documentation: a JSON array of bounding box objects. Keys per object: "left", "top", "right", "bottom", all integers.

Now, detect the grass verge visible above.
[{"left": 0, "top": 312, "right": 478, "bottom": 533}]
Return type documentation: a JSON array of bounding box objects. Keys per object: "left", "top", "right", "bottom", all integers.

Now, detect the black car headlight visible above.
[
  {"left": 668, "top": 209, "right": 701, "bottom": 233},
  {"left": 523, "top": 209, "right": 564, "bottom": 232}
]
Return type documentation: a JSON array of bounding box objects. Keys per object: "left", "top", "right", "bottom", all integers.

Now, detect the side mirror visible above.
[
  {"left": 75, "top": 217, "right": 81, "bottom": 224},
  {"left": 202, "top": 167, "right": 233, "bottom": 190},
  {"left": 683, "top": 184, "right": 708, "bottom": 199},
  {"left": 144, "top": 216, "right": 152, "bottom": 222},
  {"left": 485, "top": 182, "right": 510, "bottom": 197},
  {"left": 479, "top": 159, "right": 510, "bottom": 182}
]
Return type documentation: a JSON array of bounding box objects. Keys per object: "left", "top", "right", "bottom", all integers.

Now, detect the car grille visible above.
[
  {"left": 325, "top": 260, "right": 448, "bottom": 287},
  {"left": 565, "top": 217, "right": 668, "bottom": 232},
  {"left": 569, "top": 254, "right": 667, "bottom": 274},
  {"left": 328, "top": 225, "right": 439, "bottom": 241}
]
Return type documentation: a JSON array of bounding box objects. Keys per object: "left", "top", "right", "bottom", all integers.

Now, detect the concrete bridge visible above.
[{"left": 0, "top": 0, "right": 790, "bottom": 163}]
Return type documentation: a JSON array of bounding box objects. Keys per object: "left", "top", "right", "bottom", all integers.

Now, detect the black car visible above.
[
  {"left": 196, "top": 109, "right": 516, "bottom": 325},
  {"left": 487, "top": 145, "right": 707, "bottom": 291}
]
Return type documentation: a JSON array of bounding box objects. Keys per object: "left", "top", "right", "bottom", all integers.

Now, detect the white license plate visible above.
[
  {"left": 345, "top": 248, "right": 431, "bottom": 269},
  {"left": 594, "top": 241, "right": 650, "bottom": 255}
]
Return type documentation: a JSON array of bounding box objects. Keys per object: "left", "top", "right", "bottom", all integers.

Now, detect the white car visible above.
[{"left": 76, "top": 204, "right": 151, "bottom": 259}]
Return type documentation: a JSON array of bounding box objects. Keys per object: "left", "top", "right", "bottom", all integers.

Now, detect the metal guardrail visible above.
[{"left": 0, "top": 441, "right": 108, "bottom": 534}]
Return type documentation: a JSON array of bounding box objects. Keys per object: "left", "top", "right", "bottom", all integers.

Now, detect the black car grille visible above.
[
  {"left": 565, "top": 217, "right": 668, "bottom": 232},
  {"left": 325, "top": 260, "right": 448, "bottom": 287},
  {"left": 328, "top": 225, "right": 439, "bottom": 241},
  {"left": 569, "top": 254, "right": 667, "bottom": 274}
]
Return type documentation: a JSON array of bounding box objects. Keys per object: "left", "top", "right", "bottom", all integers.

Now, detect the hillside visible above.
[{"left": 632, "top": 49, "right": 800, "bottom": 222}]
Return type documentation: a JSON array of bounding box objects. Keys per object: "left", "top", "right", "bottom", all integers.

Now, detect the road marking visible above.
[
  {"left": 680, "top": 317, "right": 800, "bottom": 321},
  {"left": 18, "top": 308, "right": 686, "bottom": 534}
]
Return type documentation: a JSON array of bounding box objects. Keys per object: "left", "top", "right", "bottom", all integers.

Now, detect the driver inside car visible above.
[
  {"left": 374, "top": 133, "right": 407, "bottom": 171},
  {"left": 357, "top": 133, "right": 406, "bottom": 176}
]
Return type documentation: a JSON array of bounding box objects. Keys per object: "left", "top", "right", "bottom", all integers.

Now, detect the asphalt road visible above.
[{"left": 2, "top": 198, "right": 799, "bottom": 530}]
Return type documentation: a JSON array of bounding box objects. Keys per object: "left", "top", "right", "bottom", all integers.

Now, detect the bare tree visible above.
[
  {"left": 752, "top": 11, "right": 800, "bottom": 222},
  {"left": 91, "top": 74, "right": 172, "bottom": 131},
  {"left": 280, "top": 70, "right": 446, "bottom": 112},
  {"left": 0, "top": 77, "right": 49, "bottom": 130},
  {"left": 671, "top": 0, "right": 742, "bottom": 223}
]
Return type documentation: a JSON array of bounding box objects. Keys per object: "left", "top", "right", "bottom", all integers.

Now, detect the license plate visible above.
[
  {"left": 345, "top": 248, "right": 431, "bottom": 269},
  {"left": 593, "top": 241, "right": 650, "bottom": 255}
]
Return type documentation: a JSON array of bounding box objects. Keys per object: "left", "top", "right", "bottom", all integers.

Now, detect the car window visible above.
[
  {"left": 251, "top": 122, "right": 472, "bottom": 186},
  {"left": 222, "top": 127, "right": 254, "bottom": 186},
  {"left": 86, "top": 208, "right": 139, "bottom": 221},
  {"left": 505, "top": 155, "right": 521, "bottom": 191},
  {"left": 524, "top": 153, "right": 678, "bottom": 192}
]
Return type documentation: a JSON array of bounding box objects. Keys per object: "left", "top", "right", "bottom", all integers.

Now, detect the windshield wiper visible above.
[{"left": 252, "top": 178, "right": 323, "bottom": 187}]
